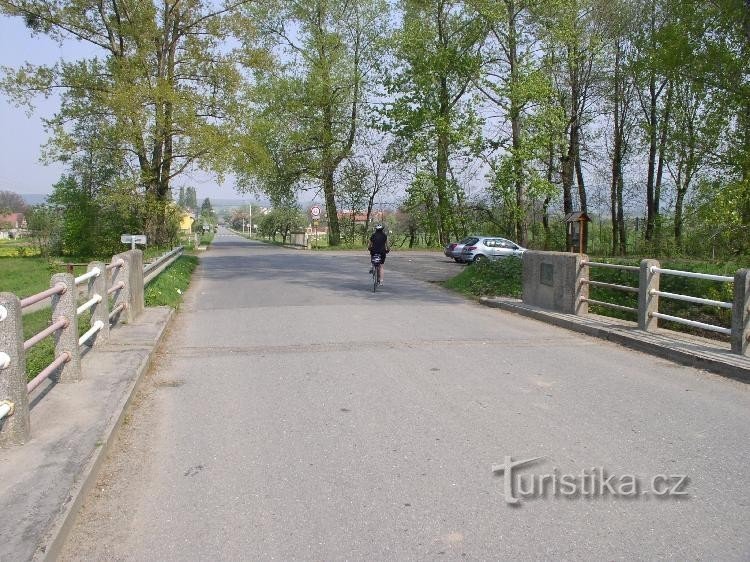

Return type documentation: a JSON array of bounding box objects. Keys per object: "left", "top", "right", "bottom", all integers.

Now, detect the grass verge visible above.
[
  {"left": 443, "top": 258, "right": 523, "bottom": 299},
  {"left": 145, "top": 255, "right": 199, "bottom": 309}
]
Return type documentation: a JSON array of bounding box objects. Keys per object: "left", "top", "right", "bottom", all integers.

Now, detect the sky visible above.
[{"left": 0, "top": 15, "right": 244, "bottom": 201}]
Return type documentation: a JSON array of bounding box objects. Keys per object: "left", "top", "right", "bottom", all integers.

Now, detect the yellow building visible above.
[{"left": 179, "top": 212, "right": 195, "bottom": 233}]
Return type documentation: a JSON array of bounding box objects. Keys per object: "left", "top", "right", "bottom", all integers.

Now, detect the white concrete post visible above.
[
  {"left": 87, "top": 261, "right": 109, "bottom": 346},
  {"left": 51, "top": 273, "right": 81, "bottom": 383},
  {"left": 732, "top": 269, "right": 749, "bottom": 356},
  {"left": 0, "top": 293, "right": 31, "bottom": 446},
  {"left": 638, "top": 259, "right": 660, "bottom": 332}
]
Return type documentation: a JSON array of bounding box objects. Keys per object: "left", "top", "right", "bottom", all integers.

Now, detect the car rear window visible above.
[{"left": 462, "top": 237, "right": 479, "bottom": 245}]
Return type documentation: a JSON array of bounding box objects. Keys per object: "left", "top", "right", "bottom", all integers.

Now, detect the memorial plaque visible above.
[{"left": 540, "top": 262, "right": 554, "bottom": 286}]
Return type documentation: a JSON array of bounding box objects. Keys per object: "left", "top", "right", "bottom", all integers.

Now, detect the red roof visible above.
[{"left": 0, "top": 213, "right": 24, "bottom": 228}]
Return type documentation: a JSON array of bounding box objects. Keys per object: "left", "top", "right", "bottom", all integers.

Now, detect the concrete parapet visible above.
[
  {"left": 111, "top": 250, "right": 144, "bottom": 323},
  {"left": 732, "top": 269, "right": 749, "bottom": 356},
  {"left": 87, "top": 261, "right": 109, "bottom": 347},
  {"left": 638, "top": 260, "right": 660, "bottom": 332},
  {"left": 0, "top": 293, "right": 31, "bottom": 446},
  {"left": 51, "top": 273, "right": 81, "bottom": 383},
  {"left": 522, "top": 251, "right": 588, "bottom": 315}
]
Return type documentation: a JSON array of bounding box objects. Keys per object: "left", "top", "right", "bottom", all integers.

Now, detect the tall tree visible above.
[
  {"left": 386, "top": 0, "right": 486, "bottom": 245},
  {"left": 631, "top": 0, "right": 674, "bottom": 242},
  {"left": 239, "top": 0, "right": 385, "bottom": 245},
  {"left": 0, "top": 190, "right": 27, "bottom": 214},
  {"left": 0, "top": 0, "right": 250, "bottom": 242},
  {"left": 476, "top": 0, "right": 562, "bottom": 246},
  {"left": 538, "top": 0, "right": 603, "bottom": 250}
]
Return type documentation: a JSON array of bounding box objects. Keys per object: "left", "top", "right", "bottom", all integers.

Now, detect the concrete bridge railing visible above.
[
  {"left": 0, "top": 246, "right": 183, "bottom": 447},
  {"left": 521, "top": 251, "right": 750, "bottom": 357}
]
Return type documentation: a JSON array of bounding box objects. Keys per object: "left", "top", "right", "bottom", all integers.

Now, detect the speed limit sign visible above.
[{"left": 311, "top": 205, "right": 321, "bottom": 218}]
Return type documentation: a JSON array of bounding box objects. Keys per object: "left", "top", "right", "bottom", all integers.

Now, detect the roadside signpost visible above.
[
  {"left": 121, "top": 234, "right": 147, "bottom": 250},
  {"left": 310, "top": 206, "right": 321, "bottom": 249}
]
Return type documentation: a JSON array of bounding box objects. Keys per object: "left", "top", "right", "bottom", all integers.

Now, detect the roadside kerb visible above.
[{"left": 480, "top": 296, "right": 750, "bottom": 382}]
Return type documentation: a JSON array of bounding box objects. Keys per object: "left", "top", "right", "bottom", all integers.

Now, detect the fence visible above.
[
  {"left": 580, "top": 258, "right": 749, "bottom": 354},
  {"left": 0, "top": 246, "right": 183, "bottom": 447},
  {"left": 520, "top": 252, "right": 749, "bottom": 357}
]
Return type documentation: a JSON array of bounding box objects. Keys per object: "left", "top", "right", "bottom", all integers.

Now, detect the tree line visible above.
[{"left": 1, "top": 0, "right": 748, "bottom": 257}]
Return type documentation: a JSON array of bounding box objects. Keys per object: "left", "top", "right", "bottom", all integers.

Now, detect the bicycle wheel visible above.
[{"left": 372, "top": 264, "right": 378, "bottom": 292}]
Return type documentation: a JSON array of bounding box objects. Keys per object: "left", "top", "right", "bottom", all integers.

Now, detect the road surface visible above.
[{"left": 59, "top": 228, "right": 750, "bottom": 561}]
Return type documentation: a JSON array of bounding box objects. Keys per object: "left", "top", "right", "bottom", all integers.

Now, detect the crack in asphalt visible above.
[{"left": 164, "top": 336, "right": 595, "bottom": 357}]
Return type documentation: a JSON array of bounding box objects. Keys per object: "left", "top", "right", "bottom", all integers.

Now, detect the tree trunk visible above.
[
  {"left": 508, "top": 0, "right": 527, "bottom": 246},
  {"left": 323, "top": 168, "right": 340, "bottom": 246},
  {"left": 611, "top": 41, "right": 627, "bottom": 256},
  {"left": 645, "top": 71, "right": 658, "bottom": 242},
  {"left": 434, "top": 67, "right": 453, "bottom": 247},
  {"left": 575, "top": 150, "right": 588, "bottom": 252}
]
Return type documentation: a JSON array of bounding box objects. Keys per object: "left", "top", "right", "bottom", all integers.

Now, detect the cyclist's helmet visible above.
[{"left": 375, "top": 224, "right": 384, "bottom": 230}]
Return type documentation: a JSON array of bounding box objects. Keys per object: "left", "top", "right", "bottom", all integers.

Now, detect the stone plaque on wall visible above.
[{"left": 540, "top": 263, "right": 554, "bottom": 286}]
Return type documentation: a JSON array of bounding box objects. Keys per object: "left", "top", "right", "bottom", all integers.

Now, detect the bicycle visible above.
[{"left": 370, "top": 253, "right": 382, "bottom": 292}]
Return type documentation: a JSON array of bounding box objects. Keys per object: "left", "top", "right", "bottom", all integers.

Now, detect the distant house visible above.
[
  {"left": 0, "top": 213, "right": 26, "bottom": 238},
  {"left": 0, "top": 213, "right": 25, "bottom": 229},
  {"left": 337, "top": 210, "right": 369, "bottom": 225}
]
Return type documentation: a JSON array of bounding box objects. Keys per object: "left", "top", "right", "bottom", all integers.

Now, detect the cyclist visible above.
[{"left": 368, "top": 224, "right": 390, "bottom": 285}]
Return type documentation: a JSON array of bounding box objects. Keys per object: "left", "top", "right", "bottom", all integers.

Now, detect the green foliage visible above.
[
  {"left": 234, "top": 0, "right": 387, "bottom": 245},
  {"left": 0, "top": 0, "right": 253, "bottom": 244},
  {"left": 0, "top": 190, "right": 27, "bottom": 213},
  {"left": 443, "top": 257, "right": 523, "bottom": 298},
  {"left": 257, "top": 206, "right": 307, "bottom": 243},
  {"left": 144, "top": 255, "right": 199, "bottom": 309},
  {"left": 25, "top": 204, "right": 62, "bottom": 257}
]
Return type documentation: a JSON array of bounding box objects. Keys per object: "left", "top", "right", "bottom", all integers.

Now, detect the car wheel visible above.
[
  {"left": 454, "top": 257, "right": 462, "bottom": 262},
  {"left": 473, "top": 254, "right": 487, "bottom": 263}
]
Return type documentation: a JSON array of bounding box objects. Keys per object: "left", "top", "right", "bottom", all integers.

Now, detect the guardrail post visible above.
[
  {"left": 111, "top": 250, "right": 144, "bottom": 323},
  {"left": 576, "top": 255, "right": 589, "bottom": 315},
  {"left": 639, "top": 259, "right": 660, "bottom": 332},
  {"left": 51, "top": 273, "right": 81, "bottom": 383},
  {"left": 128, "top": 249, "right": 144, "bottom": 318},
  {"left": 88, "top": 261, "right": 109, "bottom": 346},
  {"left": 0, "top": 293, "right": 31, "bottom": 446},
  {"left": 732, "top": 268, "right": 750, "bottom": 356}
]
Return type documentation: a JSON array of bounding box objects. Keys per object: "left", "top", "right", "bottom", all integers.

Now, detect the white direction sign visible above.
[
  {"left": 311, "top": 205, "right": 321, "bottom": 218},
  {"left": 121, "top": 234, "right": 147, "bottom": 245}
]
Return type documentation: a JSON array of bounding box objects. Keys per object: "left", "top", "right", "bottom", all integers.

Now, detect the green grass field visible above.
[{"left": 0, "top": 258, "right": 89, "bottom": 298}]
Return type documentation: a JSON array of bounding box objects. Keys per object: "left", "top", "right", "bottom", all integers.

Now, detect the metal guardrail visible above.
[
  {"left": 580, "top": 259, "right": 743, "bottom": 345},
  {"left": 580, "top": 261, "right": 640, "bottom": 314},
  {"left": 1, "top": 246, "right": 184, "bottom": 446},
  {"left": 650, "top": 266, "right": 734, "bottom": 283},
  {"left": 144, "top": 246, "right": 184, "bottom": 286},
  {"left": 581, "top": 261, "right": 640, "bottom": 272}
]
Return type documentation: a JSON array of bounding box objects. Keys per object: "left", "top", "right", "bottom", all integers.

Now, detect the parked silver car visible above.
[
  {"left": 446, "top": 236, "right": 480, "bottom": 263},
  {"left": 461, "top": 237, "right": 526, "bottom": 263}
]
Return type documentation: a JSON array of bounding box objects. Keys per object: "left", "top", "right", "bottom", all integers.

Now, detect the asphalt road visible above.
[{"left": 59, "top": 228, "right": 750, "bottom": 561}]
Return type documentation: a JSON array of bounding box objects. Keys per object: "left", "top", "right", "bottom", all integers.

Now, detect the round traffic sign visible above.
[{"left": 311, "top": 206, "right": 321, "bottom": 218}]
